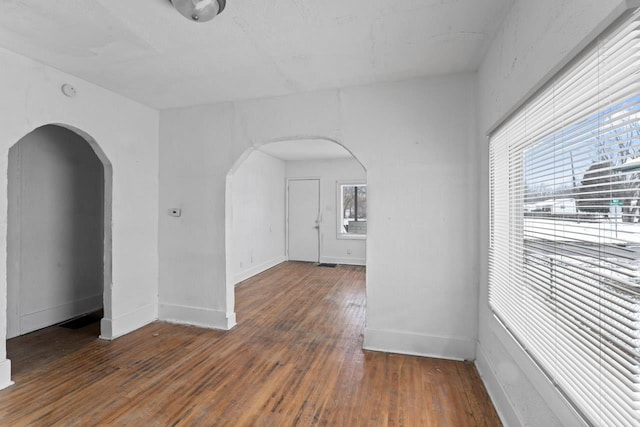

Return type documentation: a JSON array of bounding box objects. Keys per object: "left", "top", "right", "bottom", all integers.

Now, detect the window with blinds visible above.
[{"left": 489, "top": 7, "right": 640, "bottom": 426}]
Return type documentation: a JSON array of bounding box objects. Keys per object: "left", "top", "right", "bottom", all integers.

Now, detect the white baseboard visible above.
[
  {"left": 99, "top": 302, "right": 157, "bottom": 340},
  {"left": 320, "top": 256, "right": 366, "bottom": 266},
  {"left": 475, "top": 342, "right": 521, "bottom": 427},
  {"left": 159, "top": 303, "right": 236, "bottom": 330},
  {"left": 231, "top": 255, "right": 286, "bottom": 285},
  {"left": 363, "top": 327, "right": 475, "bottom": 361},
  {"left": 20, "top": 294, "right": 103, "bottom": 336},
  {"left": 0, "top": 359, "right": 13, "bottom": 390}
]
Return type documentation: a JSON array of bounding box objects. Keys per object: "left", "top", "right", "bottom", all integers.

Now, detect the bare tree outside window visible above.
[{"left": 340, "top": 184, "right": 367, "bottom": 235}]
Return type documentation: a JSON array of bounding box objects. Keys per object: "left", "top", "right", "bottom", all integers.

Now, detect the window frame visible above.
[{"left": 336, "top": 180, "right": 367, "bottom": 240}]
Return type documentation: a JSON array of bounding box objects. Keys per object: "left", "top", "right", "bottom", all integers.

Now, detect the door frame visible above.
[{"left": 286, "top": 177, "right": 321, "bottom": 262}]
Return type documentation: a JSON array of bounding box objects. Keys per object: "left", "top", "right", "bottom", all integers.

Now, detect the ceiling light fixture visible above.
[{"left": 170, "top": 0, "right": 226, "bottom": 23}]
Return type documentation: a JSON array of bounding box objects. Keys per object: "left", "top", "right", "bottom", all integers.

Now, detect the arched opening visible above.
[
  {"left": 6, "top": 125, "right": 112, "bottom": 347},
  {"left": 225, "top": 137, "right": 367, "bottom": 323}
]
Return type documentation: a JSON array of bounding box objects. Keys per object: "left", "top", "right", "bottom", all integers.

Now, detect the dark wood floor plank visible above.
[{"left": 0, "top": 261, "right": 501, "bottom": 426}]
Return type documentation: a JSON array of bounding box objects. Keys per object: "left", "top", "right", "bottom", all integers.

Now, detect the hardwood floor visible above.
[{"left": 0, "top": 262, "right": 501, "bottom": 426}]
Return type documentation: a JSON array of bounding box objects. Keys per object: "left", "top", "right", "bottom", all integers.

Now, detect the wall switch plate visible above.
[{"left": 169, "top": 208, "right": 182, "bottom": 217}]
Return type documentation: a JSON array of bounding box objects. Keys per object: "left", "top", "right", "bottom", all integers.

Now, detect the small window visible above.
[{"left": 338, "top": 182, "right": 367, "bottom": 238}]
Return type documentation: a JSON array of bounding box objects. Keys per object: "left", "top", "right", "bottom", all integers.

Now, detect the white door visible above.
[{"left": 288, "top": 179, "right": 320, "bottom": 262}]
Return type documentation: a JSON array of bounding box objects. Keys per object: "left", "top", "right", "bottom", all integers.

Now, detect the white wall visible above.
[
  {"left": 475, "top": 1, "right": 631, "bottom": 425},
  {"left": 0, "top": 47, "right": 159, "bottom": 389},
  {"left": 7, "top": 125, "right": 104, "bottom": 338},
  {"left": 159, "top": 103, "right": 237, "bottom": 329},
  {"left": 159, "top": 73, "right": 478, "bottom": 360},
  {"left": 227, "top": 150, "right": 286, "bottom": 285},
  {"left": 286, "top": 157, "right": 366, "bottom": 266}
]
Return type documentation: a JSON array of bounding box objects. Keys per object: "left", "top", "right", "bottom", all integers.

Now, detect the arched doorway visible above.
[
  {"left": 225, "top": 137, "right": 367, "bottom": 321},
  {"left": 6, "top": 124, "right": 112, "bottom": 339}
]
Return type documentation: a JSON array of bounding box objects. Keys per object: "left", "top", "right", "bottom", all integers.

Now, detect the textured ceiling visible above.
[{"left": 0, "top": 0, "right": 513, "bottom": 109}]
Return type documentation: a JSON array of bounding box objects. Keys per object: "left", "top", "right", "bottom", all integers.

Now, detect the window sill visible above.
[{"left": 337, "top": 233, "right": 366, "bottom": 240}]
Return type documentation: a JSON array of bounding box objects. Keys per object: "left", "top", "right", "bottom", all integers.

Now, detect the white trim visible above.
[
  {"left": 99, "top": 302, "right": 157, "bottom": 340},
  {"left": 19, "top": 294, "right": 103, "bottom": 336},
  {"left": 232, "top": 256, "right": 286, "bottom": 285},
  {"left": 159, "top": 303, "right": 236, "bottom": 330},
  {"left": 319, "top": 256, "right": 366, "bottom": 266},
  {"left": 0, "top": 359, "right": 14, "bottom": 390},
  {"left": 336, "top": 233, "right": 366, "bottom": 241},
  {"left": 363, "top": 327, "right": 475, "bottom": 361},
  {"left": 224, "top": 165, "right": 238, "bottom": 331}
]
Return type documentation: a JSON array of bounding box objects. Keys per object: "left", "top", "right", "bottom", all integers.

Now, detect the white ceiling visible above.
[
  {"left": 258, "top": 139, "right": 353, "bottom": 161},
  {"left": 0, "top": 0, "right": 513, "bottom": 109}
]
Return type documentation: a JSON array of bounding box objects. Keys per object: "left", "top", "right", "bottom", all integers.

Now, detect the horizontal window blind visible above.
[{"left": 489, "top": 8, "right": 640, "bottom": 426}]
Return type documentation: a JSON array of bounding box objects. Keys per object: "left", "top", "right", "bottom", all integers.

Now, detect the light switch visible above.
[{"left": 169, "top": 208, "right": 182, "bottom": 217}]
